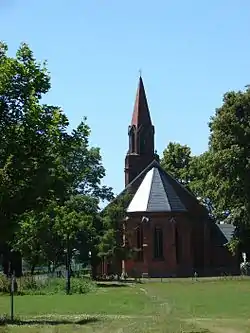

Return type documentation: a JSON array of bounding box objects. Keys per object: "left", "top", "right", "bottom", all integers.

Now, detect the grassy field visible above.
[{"left": 0, "top": 278, "right": 250, "bottom": 332}]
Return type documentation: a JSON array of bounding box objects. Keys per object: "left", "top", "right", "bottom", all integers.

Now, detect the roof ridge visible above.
[
  {"left": 145, "top": 168, "right": 154, "bottom": 211},
  {"left": 125, "top": 159, "right": 159, "bottom": 189},
  {"left": 157, "top": 168, "right": 185, "bottom": 211},
  {"left": 156, "top": 163, "right": 198, "bottom": 201}
]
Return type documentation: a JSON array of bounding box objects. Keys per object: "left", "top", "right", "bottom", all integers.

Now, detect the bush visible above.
[
  {"left": 0, "top": 274, "right": 96, "bottom": 295},
  {"left": 18, "top": 276, "right": 96, "bottom": 295},
  {"left": 0, "top": 274, "right": 9, "bottom": 294},
  {"left": 0, "top": 314, "right": 22, "bottom": 328},
  {"left": 0, "top": 314, "right": 8, "bottom": 326}
]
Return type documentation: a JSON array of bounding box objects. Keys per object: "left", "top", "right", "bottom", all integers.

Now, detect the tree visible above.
[
  {"left": 188, "top": 152, "right": 217, "bottom": 216},
  {"left": 160, "top": 142, "right": 216, "bottom": 217},
  {"left": 0, "top": 42, "right": 69, "bottom": 243},
  {"left": 12, "top": 211, "right": 47, "bottom": 274},
  {"left": 62, "top": 122, "right": 113, "bottom": 201},
  {"left": 0, "top": 42, "right": 113, "bottom": 275},
  {"left": 161, "top": 142, "right": 193, "bottom": 185},
  {"left": 208, "top": 87, "right": 250, "bottom": 254},
  {"left": 12, "top": 195, "right": 103, "bottom": 277},
  {"left": 98, "top": 193, "right": 134, "bottom": 271}
]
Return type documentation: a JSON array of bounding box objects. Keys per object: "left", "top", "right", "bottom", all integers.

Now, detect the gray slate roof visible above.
[
  {"left": 103, "top": 159, "right": 207, "bottom": 217},
  {"left": 217, "top": 224, "right": 236, "bottom": 244},
  {"left": 127, "top": 166, "right": 187, "bottom": 213}
]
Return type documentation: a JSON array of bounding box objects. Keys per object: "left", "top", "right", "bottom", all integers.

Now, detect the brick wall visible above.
[
  {"left": 124, "top": 212, "right": 194, "bottom": 277},
  {"left": 97, "top": 211, "right": 239, "bottom": 278}
]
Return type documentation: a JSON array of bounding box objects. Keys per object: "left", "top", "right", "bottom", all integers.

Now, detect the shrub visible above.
[
  {"left": 19, "top": 275, "right": 38, "bottom": 291},
  {"left": 70, "top": 278, "right": 95, "bottom": 294},
  {"left": 0, "top": 314, "right": 8, "bottom": 326},
  {"left": 18, "top": 276, "right": 96, "bottom": 295},
  {"left": 0, "top": 273, "right": 96, "bottom": 295},
  {"left": 0, "top": 274, "right": 9, "bottom": 294}
]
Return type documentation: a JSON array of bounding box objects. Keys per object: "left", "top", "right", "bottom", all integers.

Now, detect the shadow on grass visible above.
[
  {"left": 96, "top": 280, "right": 142, "bottom": 288},
  {"left": 96, "top": 282, "right": 129, "bottom": 288},
  {"left": 0, "top": 317, "right": 99, "bottom": 326}
]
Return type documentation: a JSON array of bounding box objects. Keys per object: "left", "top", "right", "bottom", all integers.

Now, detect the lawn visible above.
[{"left": 0, "top": 278, "right": 250, "bottom": 333}]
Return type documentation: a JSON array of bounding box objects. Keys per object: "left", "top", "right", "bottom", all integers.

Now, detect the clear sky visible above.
[{"left": 1, "top": 0, "right": 250, "bottom": 196}]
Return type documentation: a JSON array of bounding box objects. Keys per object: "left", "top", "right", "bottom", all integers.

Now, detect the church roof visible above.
[
  {"left": 102, "top": 159, "right": 207, "bottom": 217},
  {"left": 215, "top": 224, "right": 236, "bottom": 245},
  {"left": 127, "top": 162, "right": 188, "bottom": 213}
]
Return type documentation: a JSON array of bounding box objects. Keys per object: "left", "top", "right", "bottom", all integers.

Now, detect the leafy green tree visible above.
[
  {"left": 0, "top": 42, "right": 113, "bottom": 275},
  {"left": 12, "top": 195, "right": 103, "bottom": 276},
  {"left": 208, "top": 87, "right": 250, "bottom": 254},
  {"left": 160, "top": 143, "right": 217, "bottom": 217},
  {"left": 62, "top": 122, "right": 113, "bottom": 201},
  {"left": 12, "top": 212, "right": 47, "bottom": 274},
  {"left": 0, "top": 42, "right": 68, "bottom": 242},
  {"left": 188, "top": 152, "right": 217, "bottom": 216},
  {"left": 161, "top": 142, "right": 193, "bottom": 185},
  {"left": 98, "top": 193, "right": 133, "bottom": 268}
]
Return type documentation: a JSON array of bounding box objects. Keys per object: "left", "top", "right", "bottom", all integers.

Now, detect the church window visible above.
[
  {"left": 130, "top": 128, "right": 136, "bottom": 153},
  {"left": 136, "top": 225, "right": 143, "bottom": 261},
  {"left": 139, "top": 131, "right": 146, "bottom": 154},
  {"left": 154, "top": 227, "right": 163, "bottom": 259},
  {"left": 175, "top": 227, "right": 181, "bottom": 264}
]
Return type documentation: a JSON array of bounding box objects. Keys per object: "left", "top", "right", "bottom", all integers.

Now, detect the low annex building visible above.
[{"left": 102, "top": 76, "right": 239, "bottom": 278}]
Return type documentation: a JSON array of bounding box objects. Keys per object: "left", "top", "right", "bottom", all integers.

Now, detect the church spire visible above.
[
  {"left": 131, "top": 76, "right": 152, "bottom": 127},
  {"left": 125, "top": 76, "right": 156, "bottom": 186}
]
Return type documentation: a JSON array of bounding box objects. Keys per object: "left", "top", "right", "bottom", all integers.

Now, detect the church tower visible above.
[{"left": 125, "top": 77, "right": 158, "bottom": 186}]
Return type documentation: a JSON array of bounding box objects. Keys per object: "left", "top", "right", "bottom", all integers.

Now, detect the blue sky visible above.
[{"left": 1, "top": 0, "right": 250, "bottom": 196}]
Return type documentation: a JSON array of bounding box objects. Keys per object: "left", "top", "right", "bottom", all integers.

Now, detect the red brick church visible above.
[{"left": 103, "top": 77, "right": 239, "bottom": 278}]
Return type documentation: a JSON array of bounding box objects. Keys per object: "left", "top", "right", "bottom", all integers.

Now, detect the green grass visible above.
[{"left": 1, "top": 278, "right": 250, "bottom": 332}]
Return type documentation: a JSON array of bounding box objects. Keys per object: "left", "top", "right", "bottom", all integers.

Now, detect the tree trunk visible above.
[{"left": 31, "top": 264, "right": 36, "bottom": 275}]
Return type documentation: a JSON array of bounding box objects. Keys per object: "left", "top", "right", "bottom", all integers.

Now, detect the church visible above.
[{"left": 104, "top": 76, "right": 239, "bottom": 278}]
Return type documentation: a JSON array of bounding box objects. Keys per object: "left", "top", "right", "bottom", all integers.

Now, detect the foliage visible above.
[
  {"left": 0, "top": 42, "right": 113, "bottom": 273},
  {"left": 161, "top": 142, "right": 193, "bottom": 185},
  {"left": 160, "top": 95, "right": 250, "bottom": 256},
  {"left": 0, "top": 273, "right": 95, "bottom": 295},
  {"left": 11, "top": 208, "right": 56, "bottom": 272},
  {"left": 19, "top": 276, "right": 96, "bottom": 295},
  {"left": 98, "top": 193, "right": 133, "bottom": 260},
  {"left": 0, "top": 42, "right": 68, "bottom": 242},
  {"left": 208, "top": 88, "right": 250, "bottom": 253},
  {"left": 188, "top": 151, "right": 218, "bottom": 216},
  {"left": 0, "top": 273, "right": 9, "bottom": 294},
  {"left": 160, "top": 142, "right": 215, "bottom": 214},
  {"left": 11, "top": 195, "right": 102, "bottom": 273},
  {"left": 227, "top": 237, "right": 241, "bottom": 256},
  {"left": 161, "top": 92, "right": 250, "bottom": 255},
  {"left": 62, "top": 122, "right": 113, "bottom": 201}
]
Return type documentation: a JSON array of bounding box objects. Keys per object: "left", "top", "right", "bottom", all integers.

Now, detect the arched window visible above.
[
  {"left": 175, "top": 228, "right": 181, "bottom": 264},
  {"left": 154, "top": 227, "right": 163, "bottom": 259},
  {"left": 139, "top": 129, "right": 146, "bottom": 154},
  {"left": 136, "top": 225, "right": 143, "bottom": 261},
  {"left": 130, "top": 128, "right": 136, "bottom": 153}
]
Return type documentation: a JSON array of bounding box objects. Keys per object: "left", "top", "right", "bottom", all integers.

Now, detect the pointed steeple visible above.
[
  {"left": 125, "top": 76, "right": 156, "bottom": 186},
  {"left": 131, "top": 76, "right": 152, "bottom": 127}
]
